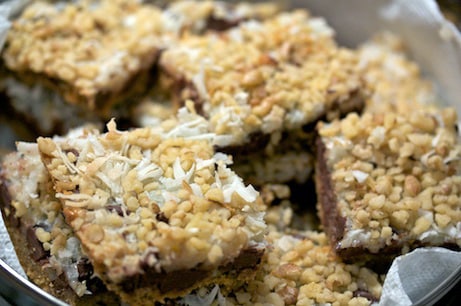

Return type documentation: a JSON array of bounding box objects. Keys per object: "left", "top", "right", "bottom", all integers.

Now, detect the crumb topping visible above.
[
  {"left": 225, "top": 230, "right": 382, "bottom": 306},
  {"left": 160, "top": 10, "right": 361, "bottom": 146},
  {"left": 318, "top": 109, "right": 461, "bottom": 252},
  {"left": 37, "top": 119, "right": 266, "bottom": 283}
]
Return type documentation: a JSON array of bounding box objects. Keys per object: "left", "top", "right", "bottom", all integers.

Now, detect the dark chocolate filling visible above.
[
  {"left": 315, "top": 135, "right": 347, "bottom": 245},
  {"left": 26, "top": 226, "right": 50, "bottom": 262},
  {"left": 205, "top": 15, "right": 242, "bottom": 32},
  {"left": 119, "top": 245, "right": 264, "bottom": 294}
]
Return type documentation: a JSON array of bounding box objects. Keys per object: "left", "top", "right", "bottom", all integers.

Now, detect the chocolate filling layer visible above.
[
  {"left": 205, "top": 15, "right": 242, "bottom": 32},
  {"left": 26, "top": 226, "right": 50, "bottom": 262},
  {"left": 315, "top": 136, "right": 346, "bottom": 246},
  {"left": 119, "top": 245, "right": 264, "bottom": 294}
]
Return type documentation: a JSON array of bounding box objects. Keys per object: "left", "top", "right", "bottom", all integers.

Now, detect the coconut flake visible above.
[
  {"left": 96, "top": 171, "right": 122, "bottom": 195},
  {"left": 56, "top": 145, "right": 80, "bottom": 174},
  {"left": 276, "top": 235, "right": 300, "bottom": 252},
  {"left": 180, "top": 285, "right": 225, "bottom": 306},
  {"left": 159, "top": 158, "right": 195, "bottom": 190},
  {"left": 192, "top": 60, "right": 209, "bottom": 100},
  {"left": 56, "top": 193, "right": 92, "bottom": 201},
  {"left": 136, "top": 158, "right": 163, "bottom": 181},
  {"left": 222, "top": 177, "right": 258, "bottom": 203},
  {"left": 352, "top": 170, "right": 369, "bottom": 183},
  {"left": 196, "top": 158, "right": 215, "bottom": 170},
  {"left": 88, "top": 135, "right": 106, "bottom": 157},
  {"left": 213, "top": 152, "right": 233, "bottom": 165},
  {"left": 189, "top": 183, "right": 203, "bottom": 197}
]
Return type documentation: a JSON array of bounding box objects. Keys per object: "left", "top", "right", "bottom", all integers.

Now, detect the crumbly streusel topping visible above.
[
  {"left": 160, "top": 10, "right": 361, "bottom": 146},
  {"left": 224, "top": 230, "right": 382, "bottom": 306},
  {"left": 37, "top": 119, "right": 266, "bottom": 283},
  {"left": 318, "top": 109, "right": 461, "bottom": 252},
  {"left": 3, "top": 0, "right": 165, "bottom": 108}
]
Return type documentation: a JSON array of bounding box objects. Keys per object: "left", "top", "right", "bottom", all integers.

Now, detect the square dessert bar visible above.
[
  {"left": 315, "top": 109, "right": 461, "bottom": 264},
  {"left": 159, "top": 10, "right": 363, "bottom": 150},
  {"left": 2, "top": 0, "right": 164, "bottom": 116},
  {"left": 37, "top": 119, "right": 267, "bottom": 304},
  {"left": 0, "top": 128, "right": 120, "bottom": 305}
]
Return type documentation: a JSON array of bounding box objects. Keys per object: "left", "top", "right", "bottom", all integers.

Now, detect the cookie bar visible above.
[
  {"left": 158, "top": 10, "right": 363, "bottom": 150},
  {"left": 180, "top": 230, "right": 382, "bottom": 306},
  {"left": 37, "top": 119, "right": 267, "bottom": 304},
  {"left": 0, "top": 129, "right": 119, "bottom": 306},
  {"left": 315, "top": 109, "right": 461, "bottom": 264},
  {"left": 2, "top": 0, "right": 164, "bottom": 115}
]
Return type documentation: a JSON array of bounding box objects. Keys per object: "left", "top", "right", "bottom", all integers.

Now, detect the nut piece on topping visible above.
[
  {"left": 37, "top": 118, "right": 267, "bottom": 304},
  {"left": 315, "top": 108, "right": 461, "bottom": 264}
]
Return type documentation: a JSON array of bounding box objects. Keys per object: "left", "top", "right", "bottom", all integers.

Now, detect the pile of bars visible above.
[{"left": 0, "top": 1, "right": 460, "bottom": 306}]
